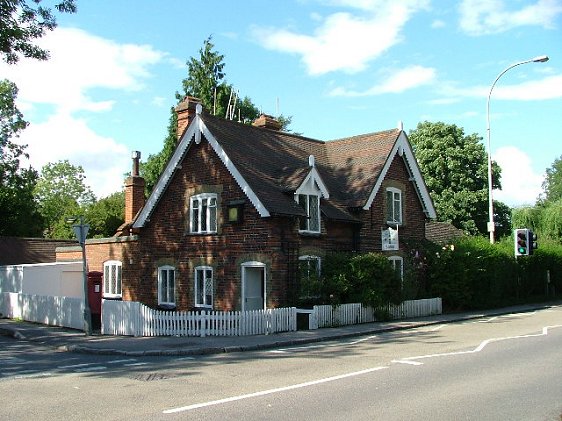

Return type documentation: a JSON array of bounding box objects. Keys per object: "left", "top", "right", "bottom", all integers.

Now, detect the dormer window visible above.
[
  {"left": 298, "top": 194, "right": 320, "bottom": 233},
  {"left": 386, "top": 187, "right": 402, "bottom": 225},
  {"left": 190, "top": 193, "right": 217, "bottom": 234}
]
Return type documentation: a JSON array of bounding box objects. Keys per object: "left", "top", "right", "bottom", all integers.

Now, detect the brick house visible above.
[{"left": 57, "top": 97, "right": 436, "bottom": 312}]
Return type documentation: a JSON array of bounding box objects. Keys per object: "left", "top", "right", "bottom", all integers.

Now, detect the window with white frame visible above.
[
  {"left": 158, "top": 265, "right": 176, "bottom": 306},
  {"left": 297, "top": 194, "right": 320, "bottom": 233},
  {"left": 195, "top": 266, "right": 213, "bottom": 308},
  {"left": 388, "top": 256, "right": 404, "bottom": 282},
  {"left": 386, "top": 187, "right": 402, "bottom": 225},
  {"left": 190, "top": 193, "right": 218, "bottom": 234},
  {"left": 103, "top": 260, "right": 122, "bottom": 298},
  {"left": 298, "top": 255, "right": 322, "bottom": 299}
]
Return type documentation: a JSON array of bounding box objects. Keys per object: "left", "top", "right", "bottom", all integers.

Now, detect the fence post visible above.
[{"left": 200, "top": 310, "right": 206, "bottom": 338}]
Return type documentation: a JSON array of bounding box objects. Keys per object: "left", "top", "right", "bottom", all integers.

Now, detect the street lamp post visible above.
[
  {"left": 68, "top": 216, "right": 92, "bottom": 335},
  {"left": 486, "top": 55, "right": 549, "bottom": 244}
]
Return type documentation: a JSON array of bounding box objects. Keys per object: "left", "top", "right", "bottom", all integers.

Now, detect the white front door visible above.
[{"left": 242, "top": 263, "right": 266, "bottom": 311}]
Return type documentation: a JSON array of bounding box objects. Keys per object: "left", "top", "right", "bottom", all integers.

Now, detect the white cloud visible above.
[
  {"left": 438, "top": 73, "right": 562, "bottom": 101},
  {"left": 17, "top": 111, "right": 130, "bottom": 198},
  {"left": 329, "top": 65, "right": 436, "bottom": 96},
  {"left": 459, "top": 0, "right": 562, "bottom": 36},
  {"left": 494, "top": 146, "right": 544, "bottom": 206},
  {"left": 0, "top": 27, "right": 166, "bottom": 198},
  {"left": 254, "top": 1, "right": 428, "bottom": 75},
  {"left": 0, "top": 27, "right": 164, "bottom": 113}
]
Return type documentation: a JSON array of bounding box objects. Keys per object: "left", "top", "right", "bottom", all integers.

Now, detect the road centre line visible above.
[
  {"left": 399, "top": 325, "right": 562, "bottom": 363},
  {"left": 163, "top": 366, "right": 388, "bottom": 414},
  {"left": 107, "top": 359, "right": 138, "bottom": 364}
]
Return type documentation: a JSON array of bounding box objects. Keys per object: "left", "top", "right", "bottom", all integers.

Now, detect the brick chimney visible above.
[
  {"left": 124, "top": 151, "right": 145, "bottom": 225},
  {"left": 252, "top": 114, "right": 282, "bottom": 131},
  {"left": 175, "top": 96, "right": 202, "bottom": 142}
]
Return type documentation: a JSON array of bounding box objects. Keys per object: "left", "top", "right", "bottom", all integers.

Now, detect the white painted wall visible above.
[{"left": 0, "top": 262, "right": 83, "bottom": 298}]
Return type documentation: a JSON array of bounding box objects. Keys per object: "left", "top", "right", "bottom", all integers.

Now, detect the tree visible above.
[
  {"left": 0, "top": 79, "right": 43, "bottom": 236},
  {"left": 142, "top": 36, "right": 295, "bottom": 194},
  {"left": 34, "top": 160, "right": 95, "bottom": 238},
  {"left": 409, "top": 121, "right": 510, "bottom": 236},
  {"left": 541, "top": 155, "right": 562, "bottom": 204},
  {"left": 84, "top": 191, "right": 124, "bottom": 238},
  {"left": 1, "top": 0, "right": 77, "bottom": 64}
]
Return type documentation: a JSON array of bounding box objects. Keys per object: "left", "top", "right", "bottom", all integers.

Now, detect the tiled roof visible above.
[
  {"left": 201, "top": 113, "right": 400, "bottom": 221},
  {"left": 0, "top": 237, "right": 76, "bottom": 265},
  {"left": 425, "top": 221, "right": 464, "bottom": 244},
  {"left": 134, "top": 110, "right": 436, "bottom": 228}
]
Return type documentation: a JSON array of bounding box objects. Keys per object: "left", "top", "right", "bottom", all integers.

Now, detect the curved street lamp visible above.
[{"left": 486, "top": 55, "right": 549, "bottom": 244}]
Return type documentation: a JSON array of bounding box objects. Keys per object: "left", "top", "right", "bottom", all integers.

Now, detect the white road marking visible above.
[
  {"left": 392, "top": 360, "right": 424, "bottom": 366},
  {"left": 58, "top": 362, "right": 95, "bottom": 369},
  {"left": 14, "top": 372, "right": 52, "bottom": 379},
  {"left": 348, "top": 335, "right": 378, "bottom": 345},
  {"left": 268, "top": 334, "right": 378, "bottom": 354},
  {"left": 163, "top": 366, "right": 388, "bottom": 414},
  {"left": 74, "top": 366, "right": 107, "bottom": 373},
  {"left": 429, "top": 325, "right": 445, "bottom": 332},
  {"left": 124, "top": 362, "right": 148, "bottom": 367},
  {"left": 399, "top": 324, "right": 562, "bottom": 364},
  {"left": 108, "top": 359, "right": 138, "bottom": 364}
]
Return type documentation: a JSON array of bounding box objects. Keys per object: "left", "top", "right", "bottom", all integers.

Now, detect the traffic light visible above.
[
  {"left": 514, "top": 228, "right": 529, "bottom": 257},
  {"left": 529, "top": 230, "right": 538, "bottom": 255}
]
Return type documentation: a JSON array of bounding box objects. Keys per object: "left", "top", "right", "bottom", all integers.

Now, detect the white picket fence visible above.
[
  {"left": 314, "top": 298, "right": 442, "bottom": 328},
  {"left": 101, "top": 299, "right": 297, "bottom": 337},
  {"left": 0, "top": 292, "right": 84, "bottom": 330}
]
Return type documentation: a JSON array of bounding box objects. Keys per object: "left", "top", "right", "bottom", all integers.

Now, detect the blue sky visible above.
[{"left": 2, "top": 0, "right": 561, "bottom": 207}]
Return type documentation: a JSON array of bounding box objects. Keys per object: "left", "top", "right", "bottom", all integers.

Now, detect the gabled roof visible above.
[{"left": 133, "top": 108, "right": 436, "bottom": 229}]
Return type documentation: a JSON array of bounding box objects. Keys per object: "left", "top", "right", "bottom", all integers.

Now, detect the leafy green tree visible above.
[
  {"left": 541, "top": 155, "right": 562, "bottom": 204},
  {"left": 1, "top": 0, "right": 77, "bottom": 64},
  {"left": 0, "top": 79, "right": 43, "bottom": 236},
  {"left": 34, "top": 160, "right": 95, "bottom": 238},
  {"left": 409, "top": 121, "right": 510, "bottom": 236},
  {"left": 84, "top": 191, "right": 124, "bottom": 238}
]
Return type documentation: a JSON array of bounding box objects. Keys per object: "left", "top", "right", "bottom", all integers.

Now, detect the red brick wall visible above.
[
  {"left": 57, "top": 138, "right": 428, "bottom": 312},
  {"left": 358, "top": 153, "right": 426, "bottom": 252}
]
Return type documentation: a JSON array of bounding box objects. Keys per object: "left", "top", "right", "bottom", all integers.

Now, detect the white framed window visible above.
[
  {"left": 386, "top": 187, "right": 402, "bottom": 225},
  {"left": 195, "top": 266, "right": 213, "bottom": 308},
  {"left": 103, "top": 260, "right": 122, "bottom": 298},
  {"left": 298, "top": 194, "right": 320, "bottom": 233},
  {"left": 190, "top": 193, "right": 218, "bottom": 234},
  {"left": 158, "top": 265, "right": 176, "bottom": 306},
  {"left": 388, "top": 256, "right": 404, "bottom": 282},
  {"left": 299, "top": 255, "right": 321, "bottom": 280}
]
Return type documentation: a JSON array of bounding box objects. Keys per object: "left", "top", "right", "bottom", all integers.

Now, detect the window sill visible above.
[{"left": 299, "top": 231, "right": 321, "bottom": 237}]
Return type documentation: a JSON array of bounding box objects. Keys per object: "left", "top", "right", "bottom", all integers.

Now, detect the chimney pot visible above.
[
  {"left": 252, "top": 114, "right": 282, "bottom": 131},
  {"left": 131, "top": 151, "right": 141, "bottom": 177},
  {"left": 175, "top": 96, "right": 202, "bottom": 142}
]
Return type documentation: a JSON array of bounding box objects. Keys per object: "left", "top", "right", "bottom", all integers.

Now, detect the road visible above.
[{"left": 1, "top": 306, "right": 561, "bottom": 420}]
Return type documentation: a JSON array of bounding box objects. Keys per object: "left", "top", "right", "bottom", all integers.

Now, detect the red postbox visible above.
[{"left": 87, "top": 271, "right": 103, "bottom": 329}]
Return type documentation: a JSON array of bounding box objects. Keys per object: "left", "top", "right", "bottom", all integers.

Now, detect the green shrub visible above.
[
  {"left": 428, "top": 235, "right": 562, "bottom": 310},
  {"left": 321, "top": 252, "right": 402, "bottom": 308}
]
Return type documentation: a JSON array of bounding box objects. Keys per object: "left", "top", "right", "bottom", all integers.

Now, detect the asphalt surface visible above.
[{"left": 0, "top": 301, "right": 559, "bottom": 356}]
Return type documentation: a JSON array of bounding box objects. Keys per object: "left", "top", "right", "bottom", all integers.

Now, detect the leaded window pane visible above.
[
  {"left": 309, "top": 195, "right": 319, "bottom": 232},
  {"left": 209, "top": 198, "right": 217, "bottom": 232}
]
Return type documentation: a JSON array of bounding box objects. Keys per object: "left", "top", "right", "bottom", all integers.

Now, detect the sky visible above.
[{"left": 2, "top": 0, "right": 561, "bottom": 207}]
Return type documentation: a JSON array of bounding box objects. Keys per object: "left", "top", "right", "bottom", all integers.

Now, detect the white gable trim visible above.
[
  {"left": 295, "top": 166, "right": 330, "bottom": 199},
  {"left": 363, "top": 131, "right": 436, "bottom": 219},
  {"left": 133, "top": 116, "right": 271, "bottom": 229},
  {"left": 133, "top": 117, "right": 201, "bottom": 229}
]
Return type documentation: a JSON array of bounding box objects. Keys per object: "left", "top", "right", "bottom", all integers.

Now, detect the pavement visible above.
[{"left": 1, "top": 301, "right": 559, "bottom": 357}]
